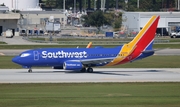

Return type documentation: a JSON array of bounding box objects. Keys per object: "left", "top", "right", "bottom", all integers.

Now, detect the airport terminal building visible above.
[
  {"left": 0, "top": 6, "right": 20, "bottom": 36},
  {"left": 0, "top": 0, "right": 67, "bottom": 36},
  {"left": 122, "top": 12, "right": 180, "bottom": 36},
  {"left": 0, "top": 10, "right": 66, "bottom": 36}
]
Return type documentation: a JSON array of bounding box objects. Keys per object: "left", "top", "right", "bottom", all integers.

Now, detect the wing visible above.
[{"left": 80, "top": 57, "right": 115, "bottom": 65}]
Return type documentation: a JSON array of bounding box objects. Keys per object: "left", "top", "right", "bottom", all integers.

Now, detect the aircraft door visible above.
[
  {"left": 34, "top": 51, "right": 39, "bottom": 61},
  {"left": 0, "top": 26, "right": 2, "bottom": 36}
]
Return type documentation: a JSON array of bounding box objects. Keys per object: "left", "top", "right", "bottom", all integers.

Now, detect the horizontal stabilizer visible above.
[
  {"left": 142, "top": 50, "right": 155, "bottom": 54},
  {"left": 142, "top": 48, "right": 168, "bottom": 53}
]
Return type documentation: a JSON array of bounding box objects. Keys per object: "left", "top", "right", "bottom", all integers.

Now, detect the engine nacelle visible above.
[{"left": 63, "top": 61, "right": 83, "bottom": 70}]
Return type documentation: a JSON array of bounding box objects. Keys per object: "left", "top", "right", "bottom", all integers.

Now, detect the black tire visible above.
[
  {"left": 87, "top": 68, "right": 93, "bottom": 73},
  {"left": 80, "top": 68, "right": 86, "bottom": 72},
  {"left": 28, "top": 69, "right": 32, "bottom": 73},
  {"left": 173, "top": 35, "right": 176, "bottom": 38}
]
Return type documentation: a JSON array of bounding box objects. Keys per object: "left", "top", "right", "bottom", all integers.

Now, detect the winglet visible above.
[{"left": 86, "top": 42, "right": 92, "bottom": 48}]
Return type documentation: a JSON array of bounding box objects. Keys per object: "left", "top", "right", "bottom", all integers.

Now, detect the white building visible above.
[
  {"left": 122, "top": 12, "right": 180, "bottom": 36},
  {"left": 0, "top": 0, "right": 41, "bottom": 11},
  {"left": 19, "top": 11, "right": 67, "bottom": 32},
  {"left": 0, "top": 6, "right": 20, "bottom": 36}
]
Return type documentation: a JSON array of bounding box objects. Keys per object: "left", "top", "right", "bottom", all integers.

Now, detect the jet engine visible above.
[{"left": 63, "top": 61, "right": 83, "bottom": 70}]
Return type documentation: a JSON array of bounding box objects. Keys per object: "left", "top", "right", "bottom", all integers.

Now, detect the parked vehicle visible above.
[
  {"left": 156, "top": 28, "right": 169, "bottom": 36},
  {"left": 5, "top": 29, "right": 13, "bottom": 38},
  {"left": 83, "top": 23, "right": 90, "bottom": 27},
  {"left": 170, "top": 32, "right": 180, "bottom": 38},
  {"left": 102, "top": 25, "right": 108, "bottom": 29},
  {"left": 20, "top": 29, "right": 27, "bottom": 36},
  {"left": 74, "top": 24, "right": 82, "bottom": 27}
]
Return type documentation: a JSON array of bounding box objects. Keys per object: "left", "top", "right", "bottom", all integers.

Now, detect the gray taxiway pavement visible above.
[
  {"left": 0, "top": 36, "right": 43, "bottom": 45},
  {"left": 0, "top": 68, "right": 180, "bottom": 83}
]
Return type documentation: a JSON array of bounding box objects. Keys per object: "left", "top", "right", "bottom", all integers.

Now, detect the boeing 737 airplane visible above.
[{"left": 12, "top": 15, "right": 160, "bottom": 73}]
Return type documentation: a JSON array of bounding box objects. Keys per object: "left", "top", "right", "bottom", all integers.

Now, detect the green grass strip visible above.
[
  {"left": 0, "top": 83, "right": 180, "bottom": 107},
  {"left": 0, "top": 41, "right": 7, "bottom": 44}
]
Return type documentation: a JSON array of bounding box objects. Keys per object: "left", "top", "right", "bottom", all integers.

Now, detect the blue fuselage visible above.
[{"left": 12, "top": 47, "right": 122, "bottom": 68}]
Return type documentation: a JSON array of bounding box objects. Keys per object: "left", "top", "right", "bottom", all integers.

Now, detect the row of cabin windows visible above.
[{"left": 42, "top": 54, "right": 125, "bottom": 57}]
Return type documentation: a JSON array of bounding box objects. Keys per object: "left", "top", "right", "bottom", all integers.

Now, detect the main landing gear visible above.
[
  {"left": 28, "top": 68, "right": 32, "bottom": 73},
  {"left": 80, "top": 67, "right": 93, "bottom": 73},
  {"left": 87, "top": 68, "right": 93, "bottom": 73}
]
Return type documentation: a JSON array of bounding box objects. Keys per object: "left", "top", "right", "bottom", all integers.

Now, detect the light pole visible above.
[
  {"left": 84, "top": 0, "right": 86, "bottom": 9},
  {"left": 70, "top": 7, "right": 72, "bottom": 26},
  {"left": 101, "top": 0, "right": 106, "bottom": 12},
  {"left": 137, "top": 0, "right": 139, "bottom": 8},
  {"left": 178, "top": 0, "right": 180, "bottom": 10},
  {"left": 94, "top": 0, "right": 97, "bottom": 10},
  {"left": 15, "top": 0, "right": 16, "bottom": 13},
  {"left": 69, "top": 7, "right": 73, "bottom": 34},
  {"left": 63, "top": 0, "right": 66, "bottom": 28},
  {"left": 74, "top": 0, "right": 76, "bottom": 13},
  {"left": 116, "top": 0, "right": 118, "bottom": 9},
  {"left": 63, "top": 0, "right": 65, "bottom": 12}
]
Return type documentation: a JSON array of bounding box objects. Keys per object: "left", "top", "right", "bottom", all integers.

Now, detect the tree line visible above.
[
  {"left": 40, "top": 0, "right": 178, "bottom": 31},
  {"left": 41, "top": 0, "right": 177, "bottom": 11}
]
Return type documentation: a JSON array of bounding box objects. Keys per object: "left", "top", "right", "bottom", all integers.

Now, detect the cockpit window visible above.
[{"left": 20, "top": 53, "right": 30, "bottom": 57}]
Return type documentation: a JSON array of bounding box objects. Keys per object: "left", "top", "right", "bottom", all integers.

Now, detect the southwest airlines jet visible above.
[{"left": 12, "top": 15, "right": 160, "bottom": 73}]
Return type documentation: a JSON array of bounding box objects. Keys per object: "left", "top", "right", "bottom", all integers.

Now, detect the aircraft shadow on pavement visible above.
[
  {"left": 19, "top": 70, "right": 131, "bottom": 76},
  {"left": 18, "top": 69, "right": 163, "bottom": 76},
  {"left": 63, "top": 69, "right": 163, "bottom": 76},
  {"left": 90, "top": 71, "right": 131, "bottom": 76},
  {"left": 106, "top": 70, "right": 163, "bottom": 72},
  {"left": 63, "top": 71, "right": 130, "bottom": 76}
]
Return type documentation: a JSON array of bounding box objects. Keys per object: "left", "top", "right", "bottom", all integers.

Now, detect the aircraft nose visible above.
[{"left": 12, "top": 56, "right": 20, "bottom": 64}]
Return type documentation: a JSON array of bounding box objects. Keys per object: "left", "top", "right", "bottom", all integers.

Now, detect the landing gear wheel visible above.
[
  {"left": 87, "top": 68, "right": 93, "bottom": 73},
  {"left": 28, "top": 69, "right": 32, "bottom": 73},
  {"left": 80, "top": 68, "right": 86, "bottom": 72}
]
